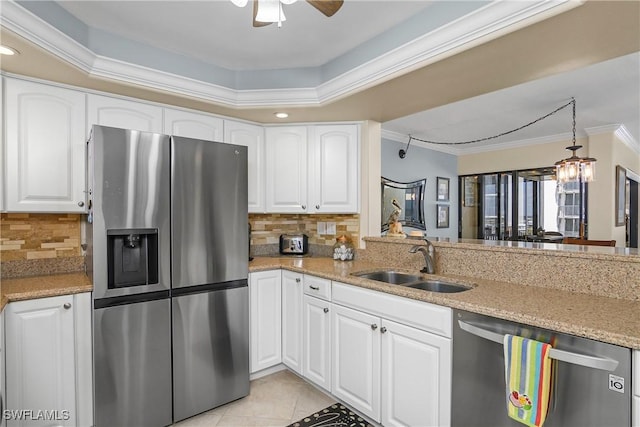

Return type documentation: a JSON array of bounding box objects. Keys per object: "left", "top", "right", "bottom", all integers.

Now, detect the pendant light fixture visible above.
[{"left": 554, "top": 98, "right": 596, "bottom": 183}]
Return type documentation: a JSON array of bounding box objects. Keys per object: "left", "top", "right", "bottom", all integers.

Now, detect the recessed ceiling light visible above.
[
  {"left": 0, "top": 45, "right": 19, "bottom": 56},
  {"left": 274, "top": 112, "right": 289, "bottom": 119}
]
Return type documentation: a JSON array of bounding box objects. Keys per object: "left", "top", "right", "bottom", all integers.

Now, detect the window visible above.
[{"left": 459, "top": 167, "right": 588, "bottom": 241}]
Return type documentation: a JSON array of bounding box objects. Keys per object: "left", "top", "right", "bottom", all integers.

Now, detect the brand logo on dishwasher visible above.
[{"left": 608, "top": 374, "right": 625, "bottom": 393}]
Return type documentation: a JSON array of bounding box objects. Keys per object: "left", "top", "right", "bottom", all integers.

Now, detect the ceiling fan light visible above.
[
  {"left": 255, "top": 0, "right": 286, "bottom": 23},
  {"left": 230, "top": 0, "right": 249, "bottom": 7}
]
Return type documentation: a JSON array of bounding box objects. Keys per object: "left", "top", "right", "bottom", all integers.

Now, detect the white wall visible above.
[{"left": 381, "top": 139, "right": 458, "bottom": 240}]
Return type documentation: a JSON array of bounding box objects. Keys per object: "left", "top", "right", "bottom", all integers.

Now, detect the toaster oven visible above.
[{"left": 279, "top": 234, "right": 309, "bottom": 255}]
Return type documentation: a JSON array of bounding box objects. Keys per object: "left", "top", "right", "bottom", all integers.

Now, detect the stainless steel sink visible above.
[
  {"left": 351, "top": 270, "right": 472, "bottom": 293},
  {"left": 352, "top": 270, "right": 423, "bottom": 284},
  {"left": 404, "top": 280, "right": 471, "bottom": 293}
]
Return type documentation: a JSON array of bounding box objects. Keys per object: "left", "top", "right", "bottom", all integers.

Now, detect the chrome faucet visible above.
[{"left": 409, "top": 239, "right": 435, "bottom": 274}]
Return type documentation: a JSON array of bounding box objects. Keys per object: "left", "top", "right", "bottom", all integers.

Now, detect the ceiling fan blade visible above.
[
  {"left": 253, "top": 0, "right": 273, "bottom": 27},
  {"left": 306, "top": 0, "right": 343, "bottom": 17}
]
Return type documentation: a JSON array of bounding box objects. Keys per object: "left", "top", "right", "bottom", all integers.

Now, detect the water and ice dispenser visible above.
[{"left": 107, "top": 229, "right": 159, "bottom": 288}]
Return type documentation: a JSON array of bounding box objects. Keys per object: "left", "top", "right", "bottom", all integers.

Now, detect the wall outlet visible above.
[
  {"left": 326, "top": 222, "right": 336, "bottom": 235},
  {"left": 317, "top": 222, "right": 326, "bottom": 235}
]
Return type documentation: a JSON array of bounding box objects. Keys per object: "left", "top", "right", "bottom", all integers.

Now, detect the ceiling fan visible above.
[{"left": 230, "top": 0, "right": 344, "bottom": 27}]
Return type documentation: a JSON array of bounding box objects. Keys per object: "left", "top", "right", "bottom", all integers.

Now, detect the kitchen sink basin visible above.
[
  {"left": 352, "top": 270, "right": 423, "bottom": 284},
  {"left": 352, "top": 270, "right": 472, "bottom": 293},
  {"left": 404, "top": 280, "right": 471, "bottom": 293}
]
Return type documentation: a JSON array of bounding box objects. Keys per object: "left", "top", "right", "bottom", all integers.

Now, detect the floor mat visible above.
[{"left": 288, "top": 403, "right": 373, "bottom": 427}]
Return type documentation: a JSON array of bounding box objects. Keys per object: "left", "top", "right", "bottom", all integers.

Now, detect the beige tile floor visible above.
[{"left": 173, "top": 369, "right": 336, "bottom": 427}]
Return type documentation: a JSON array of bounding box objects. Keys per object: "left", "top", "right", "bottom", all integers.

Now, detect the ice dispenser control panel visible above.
[{"left": 107, "top": 229, "right": 159, "bottom": 288}]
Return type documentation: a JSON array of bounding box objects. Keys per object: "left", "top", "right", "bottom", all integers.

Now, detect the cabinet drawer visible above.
[
  {"left": 303, "top": 274, "right": 331, "bottom": 301},
  {"left": 332, "top": 282, "right": 451, "bottom": 338}
]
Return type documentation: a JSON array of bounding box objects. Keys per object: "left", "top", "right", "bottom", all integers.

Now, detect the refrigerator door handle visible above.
[{"left": 458, "top": 320, "right": 619, "bottom": 372}]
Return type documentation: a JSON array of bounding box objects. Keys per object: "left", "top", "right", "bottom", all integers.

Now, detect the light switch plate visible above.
[
  {"left": 326, "top": 222, "right": 336, "bottom": 235},
  {"left": 317, "top": 222, "right": 326, "bottom": 235}
]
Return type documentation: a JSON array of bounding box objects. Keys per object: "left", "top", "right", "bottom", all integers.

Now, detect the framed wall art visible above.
[
  {"left": 437, "top": 177, "right": 450, "bottom": 202},
  {"left": 436, "top": 204, "right": 449, "bottom": 228}
]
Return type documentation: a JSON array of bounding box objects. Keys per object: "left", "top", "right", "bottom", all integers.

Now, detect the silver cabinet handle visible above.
[
  {"left": 316, "top": 205, "right": 320, "bottom": 209},
  {"left": 295, "top": 278, "right": 301, "bottom": 283},
  {"left": 371, "top": 324, "right": 378, "bottom": 330},
  {"left": 457, "top": 320, "right": 619, "bottom": 371},
  {"left": 323, "top": 308, "right": 329, "bottom": 313},
  {"left": 301, "top": 205, "right": 306, "bottom": 210},
  {"left": 78, "top": 201, "right": 85, "bottom": 207},
  {"left": 63, "top": 303, "right": 72, "bottom": 309},
  {"left": 380, "top": 327, "right": 387, "bottom": 333},
  {"left": 309, "top": 285, "right": 319, "bottom": 290}
]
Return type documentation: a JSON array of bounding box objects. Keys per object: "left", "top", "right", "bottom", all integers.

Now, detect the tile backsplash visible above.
[
  {"left": 0, "top": 212, "right": 360, "bottom": 261},
  {"left": 250, "top": 213, "right": 359, "bottom": 246},
  {"left": 0, "top": 213, "right": 82, "bottom": 260}
]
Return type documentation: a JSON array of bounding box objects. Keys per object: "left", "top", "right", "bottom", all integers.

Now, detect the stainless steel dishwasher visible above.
[{"left": 452, "top": 309, "right": 631, "bottom": 427}]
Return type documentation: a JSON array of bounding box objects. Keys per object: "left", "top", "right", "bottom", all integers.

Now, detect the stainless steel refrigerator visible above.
[{"left": 87, "top": 125, "right": 249, "bottom": 427}]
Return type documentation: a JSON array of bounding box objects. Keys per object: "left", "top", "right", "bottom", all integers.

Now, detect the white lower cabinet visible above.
[
  {"left": 302, "top": 295, "right": 332, "bottom": 392},
  {"left": 332, "top": 303, "right": 381, "bottom": 421},
  {"left": 381, "top": 319, "right": 451, "bottom": 427},
  {"left": 332, "top": 282, "right": 452, "bottom": 426},
  {"left": 4, "top": 293, "right": 92, "bottom": 427},
  {"left": 249, "top": 270, "right": 282, "bottom": 373},
  {"left": 281, "top": 271, "right": 303, "bottom": 374}
]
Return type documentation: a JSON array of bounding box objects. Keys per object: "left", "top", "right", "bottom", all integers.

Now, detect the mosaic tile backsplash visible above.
[
  {"left": 1, "top": 213, "right": 82, "bottom": 260},
  {"left": 249, "top": 213, "right": 360, "bottom": 246},
  {"left": 0, "top": 213, "right": 359, "bottom": 260}
]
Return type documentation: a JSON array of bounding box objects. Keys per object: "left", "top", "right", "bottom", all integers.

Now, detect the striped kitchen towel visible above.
[{"left": 503, "top": 334, "right": 554, "bottom": 427}]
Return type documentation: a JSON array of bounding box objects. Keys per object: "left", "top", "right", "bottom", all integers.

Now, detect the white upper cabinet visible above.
[
  {"left": 224, "top": 120, "right": 265, "bottom": 213},
  {"left": 87, "top": 94, "right": 163, "bottom": 134},
  {"left": 163, "top": 108, "right": 223, "bottom": 141},
  {"left": 264, "top": 124, "right": 359, "bottom": 214},
  {"left": 265, "top": 126, "right": 308, "bottom": 213},
  {"left": 309, "top": 125, "right": 359, "bottom": 213},
  {"left": 5, "top": 78, "right": 87, "bottom": 212}
]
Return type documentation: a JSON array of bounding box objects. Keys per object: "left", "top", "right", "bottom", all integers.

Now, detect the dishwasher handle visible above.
[{"left": 458, "top": 320, "right": 619, "bottom": 372}]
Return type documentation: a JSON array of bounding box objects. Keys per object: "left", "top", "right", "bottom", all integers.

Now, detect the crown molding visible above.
[
  {"left": 585, "top": 124, "right": 640, "bottom": 154},
  {"left": 1, "top": 0, "right": 583, "bottom": 108}
]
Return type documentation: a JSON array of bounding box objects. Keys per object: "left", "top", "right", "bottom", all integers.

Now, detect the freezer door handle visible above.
[{"left": 458, "top": 320, "right": 619, "bottom": 372}]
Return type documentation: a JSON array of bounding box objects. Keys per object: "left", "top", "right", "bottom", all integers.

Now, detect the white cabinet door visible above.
[
  {"left": 332, "top": 303, "right": 380, "bottom": 422},
  {"left": 281, "top": 270, "right": 303, "bottom": 374},
  {"left": 5, "top": 295, "right": 77, "bottom": 426},
  {"left": 309, "top": 125, "right": 359, "bottom": 213},
  {"left": 87, "top": 94, "right": 163, "bottom": 134},
  {"left": 224, "top": 120, "right": 265, "bottom": 213},
  {"left": 265, "top": 126, "right": 308, "bottom": 213},
  {"left": 381, "top": 319, "right": 451, "bottom": 427},
  {"left": 302, "top": 295, "right": 332, "bottom": 392},
  {"left": 249, "top": 271, "right": 282, "bottom": 373},
  {"left": 163, "top": 108, "right": 223, "bottom": 141},
  {"left": 5, "top": 79, "right": 87, "bottom": 212}
]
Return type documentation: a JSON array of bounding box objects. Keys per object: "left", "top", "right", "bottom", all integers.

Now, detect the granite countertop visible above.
[
  {"left": 2, "top": 256, "right": 637, "bottom": 350},
  {"left": 250, "top": 256, "right": 640, "bottom": 349},
  {"left": 1, "top": 272, "right": 92, "bottom": 310}
]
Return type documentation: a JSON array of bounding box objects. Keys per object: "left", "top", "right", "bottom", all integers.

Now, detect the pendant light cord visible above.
[{"left": 405, "top": 98, "right": 575, "bottom": 146}]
